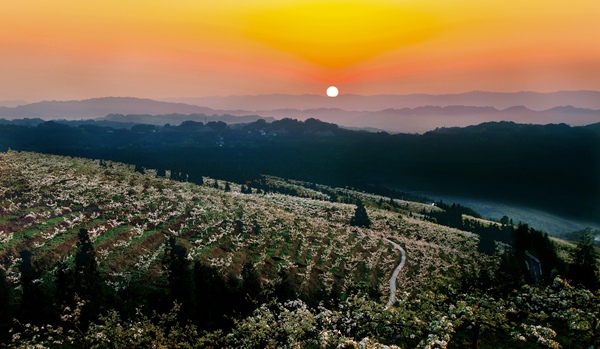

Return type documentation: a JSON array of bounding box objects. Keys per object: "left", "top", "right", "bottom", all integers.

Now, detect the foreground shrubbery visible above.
[{"left": 7, "top": 277, "right": 600, "bottom": 349}]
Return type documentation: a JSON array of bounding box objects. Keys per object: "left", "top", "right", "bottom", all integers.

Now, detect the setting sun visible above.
[{"left": 326, "top": 86, "right": 339, "bottom": 97}]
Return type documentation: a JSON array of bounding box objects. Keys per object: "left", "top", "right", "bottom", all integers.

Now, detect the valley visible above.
[{"left": 395, "top": 190, "right": 600, "bottom": 235}]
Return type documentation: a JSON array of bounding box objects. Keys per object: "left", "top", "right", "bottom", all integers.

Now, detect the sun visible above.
[{"left": 326, "top": 86, "right": 339, "bottom": 97}]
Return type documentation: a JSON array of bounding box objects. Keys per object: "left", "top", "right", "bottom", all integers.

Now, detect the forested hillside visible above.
[
  {"left": 1, "top": 151, "right": 599, "bottom": 348},
  {"left": 0, "top": 119, "right": 597, "bottom": 223}
]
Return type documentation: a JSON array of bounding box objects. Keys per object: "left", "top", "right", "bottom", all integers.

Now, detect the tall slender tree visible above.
[
  {"left": 240, "top": 262, "right": 263, "bottom": 316},
  {"left": 163, "top": 234, "right": 194, "bottom": 321},
  {"left": 193, "top": 261, "right": 230, "bottom": 329},
  {"left": 74, "top": 229, "right": 101, "bottom": 297},
  {"left": 72, "top": 228, "right": 104, "bottom": 327},
  {"left": 0, "top": 267, "right": 11, "bottom": 341},
  {"left": 569, "top": 231, "right": 599, "bottom": 290}
]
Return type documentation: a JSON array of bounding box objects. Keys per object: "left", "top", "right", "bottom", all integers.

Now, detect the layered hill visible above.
[
  {"left": 164, "top": 91, "right": 600, "bottom": 111},
  {"left": 0, "top": 97, "right": 219, "bottom": 119},
  {"left": 1, "top": 92, "right": 600, "bottom": 133}
]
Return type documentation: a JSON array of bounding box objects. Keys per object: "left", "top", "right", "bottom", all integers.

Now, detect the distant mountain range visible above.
[
  {"left": 0, "top": 100, "right": 28, "bottom": 108},
  {"left": 1, "top": 92, "right": 599, "bottom": 133},
  {"left": 0, "top": 97, "right": 220, "bottom": 119},
  {"left": 162, "top": 90, "right": 600, "bottom": 111},
  {"left": 245, "top": 105, "right": 600, "bottom": 133}
]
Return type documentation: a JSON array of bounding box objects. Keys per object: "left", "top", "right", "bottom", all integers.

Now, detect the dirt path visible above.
[{"left": 384, "top": 238, "right": 406, "bottom": 308}]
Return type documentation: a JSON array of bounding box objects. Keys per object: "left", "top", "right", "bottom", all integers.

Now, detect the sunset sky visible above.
[{"left": 1, "top": 0, "right": 599, "bottom": 101}]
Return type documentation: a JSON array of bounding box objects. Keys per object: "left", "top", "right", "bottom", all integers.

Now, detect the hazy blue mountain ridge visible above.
[{"left": 1, "top": 94, "right": 599, "bottom": 133}]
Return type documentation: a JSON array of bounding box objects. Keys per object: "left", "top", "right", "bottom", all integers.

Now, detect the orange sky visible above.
[{"left": 1, "top": 0, "right": 599, "bottom": 101}]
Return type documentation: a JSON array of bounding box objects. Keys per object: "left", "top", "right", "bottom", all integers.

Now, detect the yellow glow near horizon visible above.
[
  {"left": 1, "top": 0, "right": 599, "bottom": 100},
  {"left": 242, "top": 1, "right": 442, "bottom": 68}
]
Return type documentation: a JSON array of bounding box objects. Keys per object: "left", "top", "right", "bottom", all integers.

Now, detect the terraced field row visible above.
[{"left": 0, "top": 150, "right": 484, "bottom": 296}]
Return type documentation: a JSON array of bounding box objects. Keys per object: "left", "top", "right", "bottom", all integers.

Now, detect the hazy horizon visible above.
[
  {"left": 2, "top": 88, "right": 599, "bottom": 105},
  {"left": 2, "top": 0, "right": 600, "bottom": 102},
  {"left": 2, "top": 91, "right": 599, "bottom": 134}
]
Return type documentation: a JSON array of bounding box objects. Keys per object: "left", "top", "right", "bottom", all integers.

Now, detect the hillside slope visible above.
[
  {"left": 0, "top": 150, "right": 480, "bottom": 296},
  {"left": 2, "top": 151, "right": 599, "bottom": 349}
]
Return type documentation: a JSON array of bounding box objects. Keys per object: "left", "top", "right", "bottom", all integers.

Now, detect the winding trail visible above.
[{"left": 384, "top": 238, "right": 406, "bottom": 308}]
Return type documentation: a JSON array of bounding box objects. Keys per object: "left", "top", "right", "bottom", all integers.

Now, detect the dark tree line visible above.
[
  {"left": 1, "top": 119, "right": 597, "bottom": 224},
  {"left": 570, "top": 231, "right": 599, "bottom": 290}
]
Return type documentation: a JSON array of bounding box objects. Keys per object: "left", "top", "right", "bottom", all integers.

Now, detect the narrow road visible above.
[
  {"left": 384, "top": 238, "right": 406, "bottom": 308},
  {"left": 525, "top": 250, "right": 542, "bottom": 280}
]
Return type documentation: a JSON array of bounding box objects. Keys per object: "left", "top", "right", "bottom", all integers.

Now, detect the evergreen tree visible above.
[
  {"left": 163, "top": 234, "right": 194, "bottom": 320},
  {"left": 134, "top": 163, "right": 144, "bottom": 174},
  {"left": 17, "top": 250, "right": 53, "bottom": 325},
  {"left": 54, "top": 261, "right": 73, "bottom": 307},
  {"left": 74, "top": 229, "right": 101, "bottom": 297},
  {"left": 273, "top": 268, "right": 298, "bottom": 302},
  {"left": 73, "top": 228, "right": 104, "bottom": 326},
  {"left": 0, "top": 267, "right": 11, "bottom": 341},
  {"left": 569, "top": 231, "right": 599, "bottom": 290},
  {"left": 193, "top": 261, "right": 229, "bottom": 330},
  {"left": 240, "top": 262, "right": 263, "bottom": 316},
  {"left": 350, "top": 199, "right": 371, "bottom": 228},
  {"left": 224, "top": 182, "right": 231, "bottom": 192},
  {"left": 17, "top": 250, "right": 36, "bottom": 322}
]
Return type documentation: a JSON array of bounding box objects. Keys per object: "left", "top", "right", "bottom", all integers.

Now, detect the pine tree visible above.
[
  {"left": 273, "top": 268, "right": 298, "bottom": 302},
  {"left": 0, "top": 267, "right": 11, "bottom": 341},
  {"left": 134, "top": 163, "right": 144, "bottom": 174},
  {"left": 54, "top": 261, "right": 73, "bottom": 307},
  {"left": 164, "top": 234, "right": 194, "bottom": 320},
  {"left": 193, "top": 261, "right": 229, "bottom": 329},
  {"left": 74, "top": 229, "right": 101, "bottom": 296},
  {"left": 350, "top": 199, "right": 371, "bottom": 228},
  {"left": 240, "top": 262, "right": 263, "bottom": 316},
  {"left": 17, "top": 250, "right": 36, "bottom": 323},
  {"left": 569, "top": 231, "right": 599, "bottom": 290},
  {"left": 16, "top": 250, "right": 54, "bottom": 325},
  {"left": 73, "top": 228, "right": 104, "bottom": 326}
]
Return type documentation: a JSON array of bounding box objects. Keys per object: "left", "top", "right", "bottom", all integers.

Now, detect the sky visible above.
[{"left": 1, "top": 0, "right": 599, "bottom": 101}]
